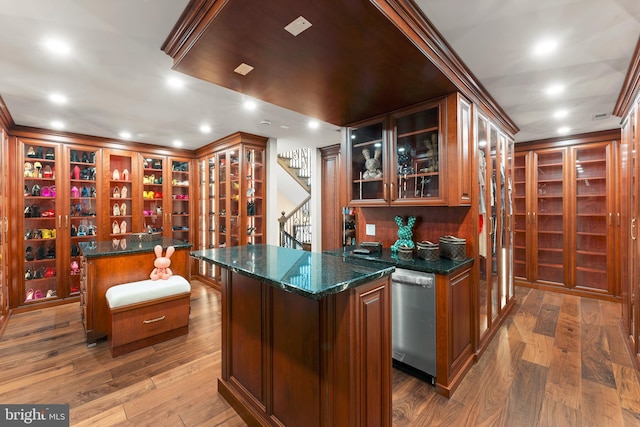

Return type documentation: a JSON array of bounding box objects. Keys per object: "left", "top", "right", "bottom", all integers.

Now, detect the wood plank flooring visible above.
[{"left": 0, "top": 281, "right": 639, "bottom": 426}]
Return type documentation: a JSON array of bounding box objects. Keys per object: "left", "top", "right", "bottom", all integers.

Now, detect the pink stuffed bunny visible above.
[{"left": 150, "top": 245, "right": 174, "bottom": 280}]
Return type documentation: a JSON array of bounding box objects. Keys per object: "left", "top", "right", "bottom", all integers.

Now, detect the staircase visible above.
[{"left": 278, "top": 148, "right": 312, "bottom": 250}]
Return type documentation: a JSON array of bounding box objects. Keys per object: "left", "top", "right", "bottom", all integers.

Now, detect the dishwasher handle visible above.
[{"left": 392, "top": 269, "right": 435, "bottom": 287}]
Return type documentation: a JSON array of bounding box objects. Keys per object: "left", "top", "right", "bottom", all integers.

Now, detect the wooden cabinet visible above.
[
  {"left": 436, "top": 265, "right": 474, "bottom": 397},
  {"left": 139, "top": 154, "right": 193, "bottom": 241},
  {"left": 514, "top": 135, "right": 618, "bottom": 297},
  {"left": 620, "top": 96, "right": 640, "bottom": 371},
  {"left": 345, "top": 94, "right": 472, "bottom": 207},
  {"left": 320, "top": 144, "right": 343, "bottom": 251},
  {"left": 19, "top": 139, "right": 103, "bottom": 307},
  {"left": 0, "top": 127, "right": 8, "bottom": 324},
  {"left": 195, "top": 132, "right": 267, "bottom": 287},
  {"left": 105, "top": 149, "right": 135, "bottom": 238},
  {"left": 9, "top": 132, "right": 195, "bottom": 311},
  {"left": 79, "top": 240, "right": 191, "bottom": 344},
  {"left": 346, "top": 100, "right": 444, "bottom": 206},
  {"left": 476, "top": 115, "right": 516, "bottom": 348},
  {"left": 219, "top": 268, "right": 391, "bottom": 426},
  {"left": 67, "top": 145, "right": 102, "bottom": 297}
]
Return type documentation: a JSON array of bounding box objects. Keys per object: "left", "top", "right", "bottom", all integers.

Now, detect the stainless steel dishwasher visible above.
[{"left": 392, "top": 268, "right": 436, "bottom": 382}]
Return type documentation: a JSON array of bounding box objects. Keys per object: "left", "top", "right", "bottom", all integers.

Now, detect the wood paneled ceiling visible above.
[{"left": 163, "top": 0, "right": 458, "bottom": 126}]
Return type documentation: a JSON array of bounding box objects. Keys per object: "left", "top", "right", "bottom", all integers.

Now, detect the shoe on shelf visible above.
[
  {"left": 121, "top": 169, "right": 129, "bottom": 180},
  {"left": 120, "top": 220, "right": 127, "bottom": 234},
  {"left": 121, "top": 185, "right": 128, "bottom": 198},
  {"left": 112, "top": 221, "right": 120, "bottom": 235},
  {"left": 25, "top": 289, "right": 34, "bottom": 301},
  {"left": 113, "top": 203, "right": 120, "bottom": 216},
  {"left": 112, "top": 186, "right": 120, "bottom": 198},
  {"left": 120, "top": 202, "right": 127, "bottom": 216},
  {"left": 46, "top": 289, "right": 57, "bottom": 298},
  {"left": 112, "top": 169, "right": 120, "bottom": 180}
]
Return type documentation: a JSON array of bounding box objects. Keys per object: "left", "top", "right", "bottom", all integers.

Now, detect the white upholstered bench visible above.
[{"left": 105, "top": 275, "right": 191, "bottom": 357}]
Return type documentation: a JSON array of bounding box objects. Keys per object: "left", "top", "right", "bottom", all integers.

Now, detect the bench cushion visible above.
[{"left": 105, "top": 275, "right": 191, "bottom": 309}]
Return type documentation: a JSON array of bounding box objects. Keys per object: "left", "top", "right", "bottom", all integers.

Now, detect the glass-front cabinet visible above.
[
  {"left": 476, "top": 115, "right": 515, "bottom": 346},
  {"left": 194, "top": 132, "right": 268, "bottom": 287},
  {"left": 68, "top": 146, "right": 100, "bottom": 296},
  {"left": 22, "top": 140, "right": 61, "bottom": 304},
  {"left": 571, "top": 142, "right": 615, "bottom": 294},
  {"left": 171, "top": 159, "right": 191, "bottom": 241},
  {"left": 514, "top": 137, "right": 617, "bottom": 297},
  {"left": 20, "top": 139, "right": 103, "bottom": 307},
  {"left": 346, "top": 99, "right": 445, "bottom": 206},
  {"left": 245, "top": 146, "right": 264, "bottom": 246},
  {"left": 108, "top": 152, "right": 133, "bottom": 238},
  {"left": 141, "top": 155, "right": 165, "bottom": 234}
]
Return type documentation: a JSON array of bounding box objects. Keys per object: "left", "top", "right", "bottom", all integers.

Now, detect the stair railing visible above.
[{"left": 278, "top": 196, "right": 312, "bottom": 251}]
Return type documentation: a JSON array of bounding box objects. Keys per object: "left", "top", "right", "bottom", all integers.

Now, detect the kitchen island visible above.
[
  {"left": 79, "top": 237, "right": 192, "bottom": 344},
  {"left": 191, "top": 244, "right": 395, "bottom": 427}
]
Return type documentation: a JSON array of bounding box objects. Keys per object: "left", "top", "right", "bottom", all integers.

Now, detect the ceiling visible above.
[{"left": 0, "top": 0, "right": 638, "bottom": 152}]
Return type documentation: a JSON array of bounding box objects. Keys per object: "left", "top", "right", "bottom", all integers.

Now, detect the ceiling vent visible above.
[
  {"left": 284, "top": 16, "right": 312, "bottom": 36},
  {"left": 592, "top": 112, "right": 611, "bottom": 121},
  {"left": 234, "top": 63, "right": 254, "bottom": 76}
]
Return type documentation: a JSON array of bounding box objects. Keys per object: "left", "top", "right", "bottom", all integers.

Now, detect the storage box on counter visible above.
[
  {"left": 439, "top": 235, "right": 467, "bottom": 260},
  {"left": 416, "top": 241, "right": 439, "bottom": 261},
  {"left": 358, "top": 241, "right": 382, "bottom": 253}
]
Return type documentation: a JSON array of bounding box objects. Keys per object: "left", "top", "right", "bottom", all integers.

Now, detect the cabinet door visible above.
[
  {"left": 392, "top": 102, "right": 445, "bottom": 205},
  {"left": 141, "top": 155, "right": 166, "bottom": 234},
  {"left": 532, "top": 148, "right": 567, "bottom": 285},
  {"left": 347, "top": 118, "right": 386, "bottom": 205},
  {"left": 217, "top": 150, "right": 231, "bottom": 247},
  {"left": 170, "top": 157, "right": 191, "bottom": 242},
  {"left": 513, "top": 152, "right": 528, "bottom": 280},
  {"left": 476, "top": 115, "right": 491, "bottom": 339},
  {"left": 107, "top": 152, "right": 134, "bottom": 238},
  {"left": 21, "top": 140, "right": 61, "bottom": 304},
  {"left": 571, "top": 143, "right": 613, "bottom": 293},
  {"left": 621, "top": 114, "right": 632, "bottom": 344},
  {"left": 634, "top": 102, "right": 640, "bottom": 360},
  {"left": 488, "top": 125, "right": 500, "bottom": 323},
  {"left": 244, "top": 145, "right": 264, "bottom": 245},
  {"left": 67, "top": 145, "right": 100, "bottom": 297}
]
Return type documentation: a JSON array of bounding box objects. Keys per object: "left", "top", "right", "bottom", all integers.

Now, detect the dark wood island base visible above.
[
  {"left": 192, "top": 245, "right": 395, "bottom": 427},
  {"left": 219, "top": 270, "right": 391, "bottom": 427}
]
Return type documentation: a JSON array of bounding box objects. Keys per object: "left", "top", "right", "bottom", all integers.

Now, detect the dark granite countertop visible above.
[
  {"left": 323, "top": 246, "right": 473, "bottom": 275},
  {"left": 190, "top": 244, "right": 395, "bottom": 300},
  {"left": 79, "top": 237, "right": 192, "bottom": 258}
]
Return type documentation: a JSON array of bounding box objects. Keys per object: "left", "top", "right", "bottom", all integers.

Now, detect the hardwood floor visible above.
[{"left": 1, "top": 281, "right": 639, "bottom": 426}]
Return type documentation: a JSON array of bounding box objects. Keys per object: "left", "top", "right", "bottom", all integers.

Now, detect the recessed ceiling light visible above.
[
  {"left": 558, "top": 126, "right": 570, "bottom": 135},
  {"left": 280, "top": 125, "right": 290, "bottom": 129},
  {"left": 43, "top": 37, "right": 71, "bottom": 56},
  {"left": 173, "top": 139, "right": 183, "bottom": 147},
  {"left": 545, "top": 84, "right": 565, "bottom": 96},
  {"left": 51, "top": 120, "right": 64, "bottom": 130},
  {"left": 49, "top": 93, "right": 67, "bottom": 105},
  {"left": 284, "top": 16, "right": 312, "bottom": 36},
  {"left": 533, "top": 39, "right": 557, "bottom": 56},
  {"left": 308, "top": 120, "right": 319, "bottom": 129},
  {"left": 200, "top": 124, "right": 211, "bottom": 133},
  {"left": 243, "top": 100, "right": 257, "bottom": 111},
  {"left": 234, "top": 63, "right": 254, "bottom": 76},
  {"left": 553, "top": 109, "right": 568, "bottom": 119},
  {"left": 119, "top": 131, "right": 131, "bottom": 139},
  {"left": 167, "top": 76, "right": 184, "bottom": 89}
]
